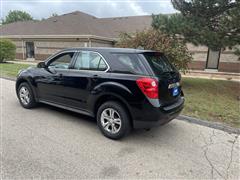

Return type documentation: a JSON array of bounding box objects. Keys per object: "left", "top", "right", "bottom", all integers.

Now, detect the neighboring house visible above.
[{"left": 0, "top": 11, "right": 239, "bottom": 72}]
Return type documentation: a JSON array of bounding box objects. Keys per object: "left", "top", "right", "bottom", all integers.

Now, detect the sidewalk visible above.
[
  {"left": 182, "top": 70, "right": 240, "bottom": 82},
  {"left": 7, "top": 60, "right": 40, "bottom": 65}
]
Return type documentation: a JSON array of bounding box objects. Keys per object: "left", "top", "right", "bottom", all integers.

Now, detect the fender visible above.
[
  {"left": 92, "top": 81, "right": 132, "bottom": 95},
  {"left": 87, "top": 81, "right": 134, "bottom": 115},
  {"left": 16, "top": 72, "right": 39, "bottom": 101}
]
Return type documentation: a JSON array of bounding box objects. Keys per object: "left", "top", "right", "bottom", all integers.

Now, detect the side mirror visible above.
[{"left": 37, "top": 62, "right": 47, "bottom": 68}]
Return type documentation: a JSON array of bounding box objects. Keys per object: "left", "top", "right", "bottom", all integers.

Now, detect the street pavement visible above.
[{"left": 0, "top": 78, "right": 239, "bottom": 179}]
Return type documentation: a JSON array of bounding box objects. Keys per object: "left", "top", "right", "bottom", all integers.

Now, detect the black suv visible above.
[{"left": 16, "top": 48, "right": 184, "bottom": 139}]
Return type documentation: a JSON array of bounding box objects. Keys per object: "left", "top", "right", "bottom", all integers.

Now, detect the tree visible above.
[
  {"left": 0, "top": 39, "right": 16, "bottom": 63},
  {"left": 116, "top": 29, "right": 192, "bottom": 72},
  {"left": 152, "top": 0, "right": 240, "bottom": 51},
  {"left": 2, "top": 10, "right": 33, "bottom": 25}
]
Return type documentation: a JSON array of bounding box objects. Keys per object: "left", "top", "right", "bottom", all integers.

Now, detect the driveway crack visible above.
[
  {"left": 204, "top": 147, "right": 226, "bottom": 179},
  {"left": 201, "top": 130, "right": 226, "bottom": 179},
  {"left": 226, "top": 135, "right": 239, "bottom": 179}
]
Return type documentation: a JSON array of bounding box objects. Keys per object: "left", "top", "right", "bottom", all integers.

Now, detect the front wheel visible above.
[
  {"left": 17, "top": 82, "right": 37, "bottom": 109},
  {"left": 97, "top": 101, "right": 131, "bottom": 140}
]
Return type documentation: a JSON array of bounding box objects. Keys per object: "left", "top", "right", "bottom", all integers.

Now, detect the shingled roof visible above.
[{"left": 0, "top": 11, "right": 152, "bottom": 39}]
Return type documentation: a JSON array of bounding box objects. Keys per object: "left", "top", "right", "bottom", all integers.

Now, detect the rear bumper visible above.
[{"left": 133, "top": 97, "right": 184, "bottom": 129}]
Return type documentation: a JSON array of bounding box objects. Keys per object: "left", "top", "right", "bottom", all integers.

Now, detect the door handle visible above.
[
  {"left": 59, "top": 73, "right": 63, "bottom": 78},
  {"left": 92, "top": 74, "right": 100, "bottom": 81}
]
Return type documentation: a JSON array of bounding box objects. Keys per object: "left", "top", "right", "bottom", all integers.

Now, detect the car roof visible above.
[{"left": 62, "top": 47, "right": 156, "bottom": 54}]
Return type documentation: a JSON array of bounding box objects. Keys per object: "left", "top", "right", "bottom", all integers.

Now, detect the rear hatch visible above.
[{"left": 142, "top": 52, "right": 182, "bottom": 105}]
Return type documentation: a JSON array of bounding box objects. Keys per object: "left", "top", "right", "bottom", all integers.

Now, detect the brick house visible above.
[{"left": 0, "top": 11, "right": 239, "bottom": 72}]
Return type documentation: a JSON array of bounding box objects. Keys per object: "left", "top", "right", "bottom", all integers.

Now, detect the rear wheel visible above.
[
  {"left": 17, "top": 82, "right": 37, "bottom": 109},
  {"left": 97, "top": 101, "right": 131, "bottom": 140}
]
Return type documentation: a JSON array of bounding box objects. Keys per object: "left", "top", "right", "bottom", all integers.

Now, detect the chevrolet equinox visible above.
[{"left": 16, "top": 48, "right": 184, "bottom": 139}]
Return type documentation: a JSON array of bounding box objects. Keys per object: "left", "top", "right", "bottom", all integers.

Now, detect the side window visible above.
[
  {"left": 111, "top": 53, "right": 148, "bottom": 75},
  {"left": 73, "top": 51, "right": 108, "bottom": 71},
  {"left": 48, "top": 52, "right": 74, "bottom": 69}
]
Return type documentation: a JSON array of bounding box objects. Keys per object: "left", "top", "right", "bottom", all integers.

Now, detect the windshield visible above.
[{"left": 143, "top": 52, "right": 176, "bottom": 75}]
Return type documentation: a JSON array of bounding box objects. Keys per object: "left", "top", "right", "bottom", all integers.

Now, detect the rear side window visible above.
[
  {"left": 73, "top": 51, "right": 108, "bottom": 71},
  {"left": 111, "top": 53, "right": 148, "bottom": 75},
  {"left": 143, "top": 52, "right": 176, "bottom": 75}
]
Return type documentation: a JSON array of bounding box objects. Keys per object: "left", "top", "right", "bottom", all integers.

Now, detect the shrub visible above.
[
  {"left": 0, "top": 39, "right": 16, "bottom": 63},
  {"left": 116, "top": 29, "right": 192, "bottom": 72}
]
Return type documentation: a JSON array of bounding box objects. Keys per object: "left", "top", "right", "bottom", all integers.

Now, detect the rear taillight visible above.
[{"left": 136, "top": 77, "right": 158, "bottom": 99}]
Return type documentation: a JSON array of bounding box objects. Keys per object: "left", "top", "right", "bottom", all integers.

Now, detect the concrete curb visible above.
[
  {"left": 181, "top": 75, "right": 240, "bottom": 82},
  {"left": 7, "top": 60, "right": 38, "bottom": 65},
  {"left": 0, "top": 76, "right": 16, "bottom": 81},
  {"left": 178, "top": 115, "right": 240, "bottom": 135}
]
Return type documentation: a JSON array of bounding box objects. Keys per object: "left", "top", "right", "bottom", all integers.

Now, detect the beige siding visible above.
[
  {"left": 35, "top": 40, "right": 88, "bottom": 54},
  {"left": 36, "top": 48, "right": 61, "bottom": 55},
  {"left": 220, "top": 53, "right": 239, "bottom": 62},
  {"left": 187, "top": 43, "right": 208, "bottom": 51},
  {"left": 12, "top": 40, "right": 23, "bottom": 47},
  {"left": 35, "top": 41, "right": 87, "bottom": 48},
  {"left": 220, "top": 46, "right": 239, "bottom": 62},
  {"left": 11, "top": 38, "right": 113, "bottom": 60},
  {"left": 12, "top": 40, "right": 23, "bottom": 54},
  {"left": 91, "top": 40, "right": 113, "bottom": 47},
  {"left": 187, "top": 43, "right": 208, "bottom": 62},
  {"left": 192, "top": 53, "right": 208, "bottom": 61},
  {"left": 16, "top": 47, "right": 23, "bottom": 53}
]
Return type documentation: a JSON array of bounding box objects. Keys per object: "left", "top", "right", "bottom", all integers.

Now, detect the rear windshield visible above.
[
  {"left": 143, "top": 52, "right": 176, "bottom": 75},
  {"left": 111, "top": 53, "right": 149, "bottom": 75}
]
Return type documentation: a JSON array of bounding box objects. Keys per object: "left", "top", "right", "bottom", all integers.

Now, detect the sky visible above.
[{"left": 1, "top": 0, "right": 177, "bottom": 19}]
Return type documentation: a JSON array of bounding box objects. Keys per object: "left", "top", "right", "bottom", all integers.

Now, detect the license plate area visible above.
[{"left": 168, "top": 82, "right": 180, "bottom": 96}]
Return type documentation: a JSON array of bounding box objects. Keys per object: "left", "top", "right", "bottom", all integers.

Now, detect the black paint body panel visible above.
[{"left": 16, "top": 48, "right": 184, "bottom": 129}]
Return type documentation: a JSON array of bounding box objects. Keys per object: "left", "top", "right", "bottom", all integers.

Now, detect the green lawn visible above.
[
  {"left": 182, "top": 78, "right": 240, "bottom": 128},
  {"left": 1, "top": 63, "right": 239, "bottom": 128},
  {"left": 0, "top": 63, "right": 35, "bottom": 78}
]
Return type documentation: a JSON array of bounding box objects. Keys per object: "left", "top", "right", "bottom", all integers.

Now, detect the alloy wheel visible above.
[
  {"left": 19, "top": 86, "right": 30, "bottom": 105},
  {"left": 100, "top": 108, "right": 122, "bottom": 134}
]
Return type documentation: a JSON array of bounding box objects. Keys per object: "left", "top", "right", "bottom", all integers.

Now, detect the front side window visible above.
[
  {"left": 48, "top": 52, "right": 74, "bottom": 69},
  {"left": 73, "top": 51, "right": 108, "bottom": 71}
]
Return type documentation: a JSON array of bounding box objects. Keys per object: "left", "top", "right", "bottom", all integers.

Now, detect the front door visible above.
[
  {"left": 26, "top": 42, "right": 35, "bottom": 59},
  {"left": 35, "top": 51, "right": 75, "bottom": 105},
  {"left": 206, "top": 49, "right": 221, "bottom": 69},
  {"left": 63, "top": 50, "right": 109, "bottom": 111}
]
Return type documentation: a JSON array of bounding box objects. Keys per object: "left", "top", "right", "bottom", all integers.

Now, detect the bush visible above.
[
  {"left": 0, "top": 39, "right": 16, "bottom": 63},
  {"left": 116, "top": 29, "right": 192, "bottom": 72}
]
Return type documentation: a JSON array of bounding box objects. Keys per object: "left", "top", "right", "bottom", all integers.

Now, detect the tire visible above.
[
  {"left": 97, "top": 101, "right": 131, "bottom": 140},
  {"left": 17, "top": 82, "right": 37, "bottom": 109}
]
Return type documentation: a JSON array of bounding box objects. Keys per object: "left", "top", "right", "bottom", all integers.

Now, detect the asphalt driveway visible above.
[{"left": 0, "top": 78, "right": 239, "bottom": 179}]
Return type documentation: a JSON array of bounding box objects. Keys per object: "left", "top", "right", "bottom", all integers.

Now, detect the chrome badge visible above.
[{"left": 168, "top": 82, "right": 180, "bottom": 89}]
